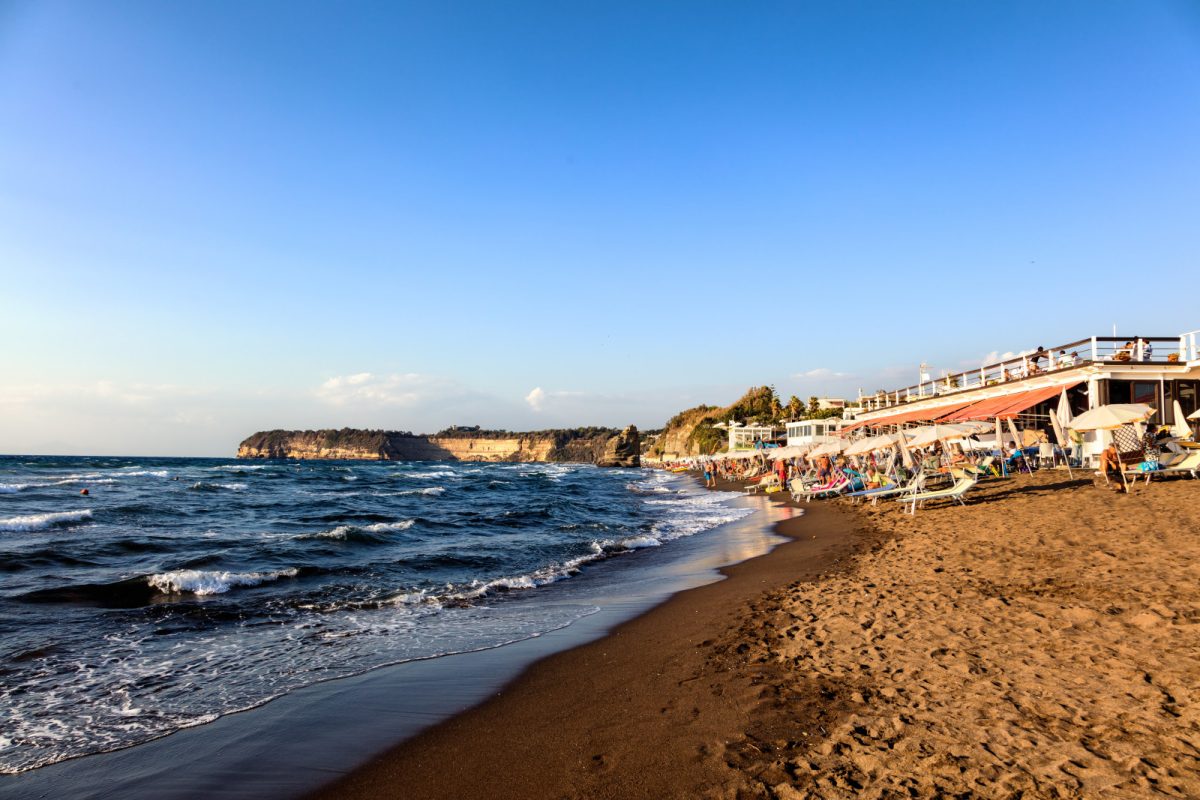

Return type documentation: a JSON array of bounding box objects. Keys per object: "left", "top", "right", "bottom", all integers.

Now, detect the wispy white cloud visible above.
[
  {"left": 315, "top": 372, "right": 466, "bottom": 407},
  {"left": 525, "top": 386, "right": 546, "bottom": 412},
  {"left": 793, "top": 367, "right": 853, "bottom": 379},
  {"left": 524, "top": 387, "right": 587, "bottom": 413}
]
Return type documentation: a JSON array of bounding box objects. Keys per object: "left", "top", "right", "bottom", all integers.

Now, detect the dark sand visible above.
[
  {"left": 310, "top": 482, "right": 873, "bottom": 800},
  {"left": 313, "top": 469, "right": 1200, "bottom": 799}
]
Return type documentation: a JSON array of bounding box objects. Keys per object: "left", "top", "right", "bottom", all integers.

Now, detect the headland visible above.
[{"left": 236, "top": 426, "right": 641, "bottom": 466}]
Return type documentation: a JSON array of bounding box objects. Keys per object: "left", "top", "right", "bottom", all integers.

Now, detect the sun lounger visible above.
[
  {"left": 896, "top": 475, "right": 978, "bottom": 514},
  {"left": 796, "top": 474, "right": 851, "bottom": 501},
  {"left": 743, "top": 474, "right": 781, "bottom": 494},
  {"left": 1123, "top": 451, "right": 1200, "bottom": 483},
  {"left": 961, "top": 456, "right": 997, "bottom": 479},
  {"left": 843, "top": 473, "right": 926, "bottom": 505}
]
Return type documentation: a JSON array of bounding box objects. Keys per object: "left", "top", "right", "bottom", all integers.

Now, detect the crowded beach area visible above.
[{"left": 627, "top": 329, "right": 1200, "bottom": 797}]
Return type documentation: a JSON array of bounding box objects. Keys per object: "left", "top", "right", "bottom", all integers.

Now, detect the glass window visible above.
[{"left": 1133, "top": 382, "right": 1157, "bottom": 405}]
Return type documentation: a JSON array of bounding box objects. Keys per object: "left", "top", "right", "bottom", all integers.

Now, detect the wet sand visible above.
[
  {"left": 310, "top": 483, "right": 873, "bottom": 800},
  {"left": 314, "top": 469, "right": 1200, "bottom": 799}
]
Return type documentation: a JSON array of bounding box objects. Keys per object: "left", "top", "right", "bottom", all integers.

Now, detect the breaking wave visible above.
[
  {"left": 146, "top": 568, "right": 299, "bottom": 596},
  {"left": 0, "top": 510, "right": 94, "bottom": 532}
]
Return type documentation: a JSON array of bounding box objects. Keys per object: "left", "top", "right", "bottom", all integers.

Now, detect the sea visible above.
[{"left": 0, "top": 455, "right": 755, "bottom": 778}]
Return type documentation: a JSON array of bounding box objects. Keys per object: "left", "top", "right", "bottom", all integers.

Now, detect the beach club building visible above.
[
  {"left": 841, "top": 331, "right": 1200, "bottom": 464},
  {"left": 785, "top": 417, "right": 850, "bottom": 448},
  {"left": 720, "top": 422, "right": 781, "bottom": 452}
]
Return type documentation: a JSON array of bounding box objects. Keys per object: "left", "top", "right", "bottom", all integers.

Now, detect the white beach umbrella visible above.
[
  {"left": 896, "top": 429, "right": 914, "bottom": 469},
  {"left": 1048, "top": 409, "right": 1074, "bottom": 477},
  {"left": 903, "top": 422, "right": 990, "bottom": 449},
  {"left": 1056, "top": 389, "right": 1073, "bottom": 427},
  {"left": 1069, "top": 403, "right": 1156, "bottom": 431},
  {"left": 809, "top": 440, "right": 847, "bottom": 457},
  {"left": 1190, "top": 408, "right": 1200, "bottom": 421},
  {"left": 843, "top": 434, "right": 895, "bottom": 456},
  {"left": 1172, "top": 400, "right": 1192, "bottom": 439}
]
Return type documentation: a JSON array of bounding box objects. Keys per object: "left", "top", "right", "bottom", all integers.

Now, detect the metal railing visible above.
[{"left": 857, "top": 335, "right": 1193, "bottom": 413}]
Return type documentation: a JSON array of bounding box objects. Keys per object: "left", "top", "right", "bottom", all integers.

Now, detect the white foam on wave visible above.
[
  {"left": 188, "top": 482, "right": 247, "bottom": 491},
  {"left": 114, "top": 470, "right": 169, "bottom": 478},
  {"left": 146, "top": 568, "right": 298, "bottom": 596},
  {"left": 307, "top": 519, "right": 415, "bottom": 540},
  {"left": 0, "top": 510, "right": 94, "bottom": 532},
  {"left": 0, "top": 483, "right": 29, "bottom": 493},
  {"left": 617, "top": 535, "right": 662, "bottom": 550},
  {"left": 399, "top": 486, "right": 444, "bottom": 496},
  {"left": 204, "top": 464, "right": 268, "bottom": 471},
  {"left": 405, "top": 470, "right": 457, "bottom": 480}
]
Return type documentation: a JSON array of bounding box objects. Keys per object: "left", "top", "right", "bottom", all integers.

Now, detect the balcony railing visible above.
[{"left": 857, "top": 335, "right": 1197, "bottom": 414}]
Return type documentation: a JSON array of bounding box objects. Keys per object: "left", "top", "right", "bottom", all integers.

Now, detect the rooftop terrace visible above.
[{"left": 856, "top": 331, "right": 1200, "bottom": 415}]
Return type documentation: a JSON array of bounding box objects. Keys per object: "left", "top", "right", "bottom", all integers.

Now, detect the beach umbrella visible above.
[
  {"left": 1056, "top": 389, "right": 1073, "bottom": 427},
  {"left": 1172, "top": 401, "right": 1193, "bottom": 440},
  {"left": 810, "top": 439, "right": 850, "bottom": 457},
  {"left": 843, "top": 433, "right": 895, "bottom": 456},
  {"left": 1068, "top": 403, "right": 1156, "bottom": 431},
  {"left": 1048, "top": 409, "right": 1074, "bottom": 478},
  {"left": 896, "top": 430, "right": 914, "bottom": 469},
  {"left": 1189, "top": 408, "right": 1200, "bottom": 420},
  {"left": 903, "top": 422, "right": 990, "bottom": 449}
]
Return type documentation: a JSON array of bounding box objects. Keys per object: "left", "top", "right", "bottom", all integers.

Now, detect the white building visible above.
[
  {"left": 843, "top": 330, "right": 1200, "bottom": 465},
  {"left": 726, "top": 424, "right": 779, "bottom": 451},
  {"left": 785, "top": 417, "right": 849, "bottom": 448}
]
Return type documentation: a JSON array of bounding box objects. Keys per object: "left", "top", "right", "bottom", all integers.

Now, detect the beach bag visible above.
[{"left": 1138, "top": 460, "right": 1160, "bottom": 472}]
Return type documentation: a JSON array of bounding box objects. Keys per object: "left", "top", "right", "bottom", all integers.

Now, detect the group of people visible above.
[
  {"left": 999, "top": 346, "right": 1080, "bottom": 381},
  {"left": 688, "top": 436, "right": 1051, "bottom": 497},
  {"left": 1114, "top": 337, "right": 1154, "bottom": 362}
]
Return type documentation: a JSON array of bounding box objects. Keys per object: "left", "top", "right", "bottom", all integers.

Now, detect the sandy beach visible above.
[{"left": 312, "top": 469, "right": 1200, "bottom": 799}]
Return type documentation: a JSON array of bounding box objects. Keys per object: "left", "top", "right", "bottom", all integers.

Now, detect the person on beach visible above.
[
  {"left": 703, "top": 463, "right": 714, "bottom": 488},
  {"left": 817, "top": 455, "right": 831, "bottom": 482},
  {"left": 1099, "top": 444, "right": 1127, "bottom": 491}
]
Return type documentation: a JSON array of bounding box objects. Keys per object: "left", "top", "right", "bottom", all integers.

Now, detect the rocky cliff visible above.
[{"left": 237, "top": 427, "right": 640, "bottom": 467}]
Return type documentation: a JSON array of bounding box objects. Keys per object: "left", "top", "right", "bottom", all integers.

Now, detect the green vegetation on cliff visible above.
[{"left": 654, "top": 386, "right": 845, "bottom": 458}]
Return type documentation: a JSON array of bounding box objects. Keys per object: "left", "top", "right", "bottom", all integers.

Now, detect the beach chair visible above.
[
  {"left": 796, "top": 473, "right": 851, "bottom": 502},
  {"left": 1101, "top": 425, "right": 1147, "bottom": 491},
  {"left": 896, "top": 475, "right": 978, "bottom": 514},
  {"left": 962, "top": 456, "right": 997, "bottom": 479},
  {"left": 1125, "top": 451, "right": 1200, "bottom": 483},
  {"left": 742, "top": 474, "right": 780, "bottom": 494},
  {"left": 843, "top": 472, "right": 925, "bottom": 505}
]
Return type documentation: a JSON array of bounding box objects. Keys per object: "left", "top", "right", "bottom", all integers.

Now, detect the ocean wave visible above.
[
  {"left": 187, "top": 482, "right": 247, "bottom": 492},
  {"left": 614, "top": 534, "right": 661, "bottom": 549},
  {"left": 146, "top": 568, "right": 299, "bottom": 596},
  {"left": 302, "top": 519, "right": 416, "bottom": 542},
  {"left": 404, "top": 470, "right": 457, "bottom": 480},
  {"left": 393, "top": 487, "right": 444, "bottom": 497},
  {"left": 114, "top": 470, "right": 169, "bottom": 478},
  {"left": 2, "top": 476, "right": 118, "bottom": 491},
  {"left": 0, "top": 510, "right": 94, "bottom": 532}
]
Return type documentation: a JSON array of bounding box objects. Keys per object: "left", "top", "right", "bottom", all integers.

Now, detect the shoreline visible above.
[
  {"left": 1, "top": 473, "right": 821, "bottom": 800},
  {"left": 309, "top": 476, "right": 875, "bottom": 799}
]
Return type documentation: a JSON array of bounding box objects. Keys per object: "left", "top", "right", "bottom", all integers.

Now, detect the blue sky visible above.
[{"left": 2, "top": 1, "right": 1199, "bottom": 455}]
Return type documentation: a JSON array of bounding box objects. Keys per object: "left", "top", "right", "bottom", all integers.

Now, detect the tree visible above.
[
  {"left": 808, "top": 396, "right": 820, "bottom": 415},
  {"left": 786, "top": 395, "right": 804, "bottom": 419}
]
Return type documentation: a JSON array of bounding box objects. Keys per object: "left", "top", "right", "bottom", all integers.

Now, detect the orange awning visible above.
[
  {"left": 993, "top": 383, "right": 1077, "bottom": 419},
  {"left": 843, "top": 400, "right": 974, "bottom": 432},
  {"left": 945, "top": 383, "right": 1079, "bottom": 421}
]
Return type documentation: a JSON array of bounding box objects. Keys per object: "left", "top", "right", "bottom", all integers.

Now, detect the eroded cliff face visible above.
[{"left": 236, "top": 428, "right": 640, "bottom": 466}]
